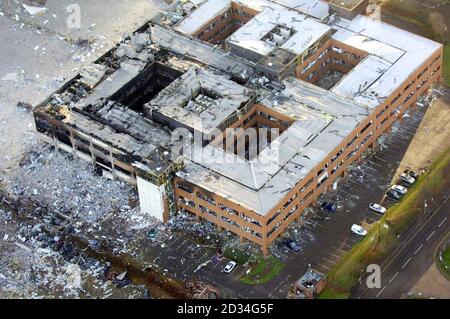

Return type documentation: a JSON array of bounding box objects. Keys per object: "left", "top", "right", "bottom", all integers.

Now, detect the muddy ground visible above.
[{"left": 391, "top": 87, "right": 450, "bottom": 180}]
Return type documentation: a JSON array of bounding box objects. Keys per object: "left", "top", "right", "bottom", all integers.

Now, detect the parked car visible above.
[
  {"left": 387, "top": 189, "right": 401, "bottom": 200},
  {"left": 391, "top": 185, "right": 408, "bottom": 195},
  {"left": 321, "top": 202, "right": 337, "bottom": 212},
  {"left": 351, "top": 224, "right": 368, "bottom": 236},
  {"left": 223, "top": 261, "right": 237, "bottom": 274},
  {"left": 399, "top": 173, "right": 415, "bottom": 185},
  {"left": 369, "top": 203, "right": 386, "bottom": 215},
  {"left": 404, "top": 169, "right": 419, "bottom": 180},
  {"left": 283, "top": 239, "right": 300, "bottom": 252}
]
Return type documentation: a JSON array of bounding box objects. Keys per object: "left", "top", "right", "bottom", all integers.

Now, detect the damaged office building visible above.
[{"left": 34, "top": 0, "right": 443, "bottom": 256}]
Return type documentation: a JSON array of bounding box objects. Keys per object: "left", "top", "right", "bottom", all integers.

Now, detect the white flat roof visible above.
[
  {"left": 177, "top": 0, "right": 331, "bottom": 35},
  {"left": 271, "top": 0, "right": 329, "bottom": 20},
  {"left": 175, "top": 0, "right": 231, "bottom": 35},
  {"left": 281, "top": 77, "right": 369, "bottom": 119},
  {"left": 331, "top": 15, "right": 442, "bottom": 107},
  {"left": 332, "top": 55, "right": 391, "bottom": 101},
  {"left": 229, "top": 6, "right": 331, "bottom": 56}
]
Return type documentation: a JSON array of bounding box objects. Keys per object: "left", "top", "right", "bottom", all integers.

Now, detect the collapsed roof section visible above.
[{"left": 145, "top": 67, "right": 253, "bottom": 136}]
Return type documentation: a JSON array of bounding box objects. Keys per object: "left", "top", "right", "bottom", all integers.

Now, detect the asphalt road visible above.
[{"left": 354, "top": 194, "right": 449, "bottom": 299}]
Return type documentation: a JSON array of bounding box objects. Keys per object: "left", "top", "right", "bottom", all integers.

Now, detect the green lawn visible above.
[
  {"left": 223, "top": 248, "right": 251, "bottom": 265},
  {"left": 444, "top": 45, "right": 450, "bottom": 87},
  {"left": 320, "top": 148, "right": 450, "bottom": 298},
  {"left": 240, "top": 256, "right": 284, "bottom": 285},
  {"left": 437, "top": 247, "right": 450, "bottom": 279},
  {"left": 317, "top": 289, "right": 350, "bottom": 299}
]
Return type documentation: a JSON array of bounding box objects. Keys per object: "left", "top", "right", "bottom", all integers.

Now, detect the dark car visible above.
[
  {"left": 387, "top": 189, "right": 401, "bottom": 200},
  {"left": 283, "top": 239, "right": 300, "bottom": 252},
  {"left": 321, "top": 202, "right": 337, "bottom": 212},
  {"left": 404, "top": 169, "right": 419, "bottom": 180}
]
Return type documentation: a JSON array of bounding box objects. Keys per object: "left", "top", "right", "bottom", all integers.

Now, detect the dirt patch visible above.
[
  {"left": 391, "top": 92, "right": 450, "bottom": 181},
  {"left": 408, "top": 263, "right": 450, "bottom": 299}
]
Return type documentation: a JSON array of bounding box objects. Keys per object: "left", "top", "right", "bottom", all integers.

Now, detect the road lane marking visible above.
[
  {"left": 343, "top": 244, "right": 352, "bottom": 251},
  {"left": 318, "top": 263, "right": 331, "bottom": 271},
  {"left": 438, "top": 217, "right": 447, "bottom": 228},
  {"left": 382, "top": 145, "right": 400, "bottom": 152},
  {"left": 402, "top": 257, "right": 412, "bottom": 269},
  {"left": 170, "top": 236, "right": 181, "bottom": 247},
  {"left": 369, "top": 160, "right": 383, "bottom": 167},
  {"left": 384, "top": 141, "right": 400, "bottom": 149},
  {"left": 362, "top": 164, "right": 377, "bottom": 172},
  {"left": 348, "top": 237, "right": 361, "bottom": 245},
  {"left": 380, "top": 197, "right": 449, "bottom": 272},
  {"left": 349, "top": 179, "right": 360, "bottom": 185},
  {"left": 327, "top": 251, "right": 342, "bottom": 259},
  {"left": 389, "top": 272, "right": 399, "bottom": 283},
  {"left": 387, "top": 139, "right": 405, "bottom": 146},
  {"left": 303, "top": 225, "right": 317, "bottom": 232},
  {"left": 374, "top": 156, "right": 388, "bottom": 163},
  {"left": 376, "top": 286, "right": 387, "bottom": 298},
  {"left": 322, "top": 256, "right": 337, "bottom": 265},
  {"left": 303, "top": 231, "right": 315, "bottom": 239},
  {"left": 414, "top": 244, "right": 424, "bottom": 255},
  {"left": 308, "top": 219, "right": 323, "bottom": 228},
  {"left": 426, "top": 230, "right": 436, "bottom": 241}
]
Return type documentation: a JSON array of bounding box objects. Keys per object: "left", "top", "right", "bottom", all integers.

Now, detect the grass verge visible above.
[
  {"left": 223, "top": 248, "right": 251, "bottom": 265},
  {"left": 437, "top": 247, "right": 450, "bottom": 279},
  {"left": 444, "top": 45, "right": 450, "bottom": 87},
  {"left": 240, "top": 256, "right": 284, "bottom": 285},
  {"left": 319, "top": 147, "right": 450, "bottom": 298}
]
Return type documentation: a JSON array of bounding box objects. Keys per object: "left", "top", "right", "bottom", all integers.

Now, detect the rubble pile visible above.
[
  {"left": 0, "top": 206, "right": 148, "bottom": 299},
  {"left": 2, "top": 137, "right": 138, "bottom": 224},
  {"left": 167, "top": 212, "right": 226, "bottom": 246},
  {"left": 0, "top": 132, "right": 167, "bottom": 253}
]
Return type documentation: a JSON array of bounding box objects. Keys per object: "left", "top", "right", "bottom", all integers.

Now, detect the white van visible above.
[{"left": 351, "top": 224, "right": 368, "bottom": 236}]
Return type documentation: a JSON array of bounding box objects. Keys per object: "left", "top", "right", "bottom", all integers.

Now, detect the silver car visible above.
[
  {"left": 391, "top": 185, "right": 408, "bottom": 195},
  {"left": 369, "top": 203, "right": 386, "bottom": 215},
  {"left": 223, "top": 261, "right": 237, "bottom": 274},
  {"left": 400, "top": 173, "right": 415, "bottom": 185}
]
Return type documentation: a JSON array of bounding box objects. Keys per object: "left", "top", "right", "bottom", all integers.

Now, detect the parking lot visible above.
[{"left": 265, "top": 101, "right": 434, "bottom": 298}]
